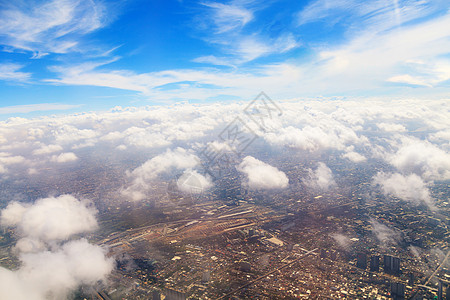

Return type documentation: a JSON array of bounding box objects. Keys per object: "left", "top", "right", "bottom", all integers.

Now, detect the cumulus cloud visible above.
[
  {"left": 263, "top": 116, "right": 366, "bottom": 153},
  {"left": 32, "top": 144, "right": 63, "bottom": 155},
  {"left": 0, "top": 153, "right": 26, "bottom": 173},
  {"left": 0, "top": 239, "right": 113, "bottom": 300},
  {"left": 342, "top": 151, "right": 366, "bottom": 163},
  {"left": 386, "top": 137, "right": 450, "bottom": 180},
  {"left": 1, "top": 195, "right": 98, "bottom": 242},
  {"left": 373, "top": 172, "right": 434, "bottom": 209},
  {"left": 369, "top": 218, "right": 401, "bottom": 246},
  {"left": 51, "top": 152, "right": 78, "bottom": 163},
  {"left": 376, "top": 122, "right": 407, "bottom": 132},
  {"left": 304, "top": 162, "right": 336, "bottom": 191},
  {"left": 0, "top": 195, "right": 113, "bottom": 300},
  {"left": 177, "top": 169, "right": 213, "bottom": 194},
  {"left": 237, "top": 156, "right": 289, "bottom": 189},
  {"left": 122, "top": 147, "right": 200, "bottom": 201}
]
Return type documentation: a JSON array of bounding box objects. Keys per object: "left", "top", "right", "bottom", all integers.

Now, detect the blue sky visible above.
[{"left": 0, "top": 0, "right": 449, "bottom": 117}]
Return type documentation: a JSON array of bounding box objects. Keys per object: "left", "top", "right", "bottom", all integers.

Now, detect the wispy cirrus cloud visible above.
[
  {"left": 0, "top": 103, "right": 81, "bottom": 115},
  {"left": 44, "top": 0, "right": 450, "bottom": 101},
  {"left": 201, "top": 1, "right": 254, "bottom": 34},
  {"left": 0, "top": 0, "right": 107, "bottom": 57},
  {"left": 297, "top": 0, "right": 437, "bottom": 31},
  {"left": 193, "top": 1, "right": 300, "bottom": 66},
  {"left": 298, "top": 0, "right": 450, "bottom": 90},
  {"left": 0, "top": 64, "right": 31, "bottom": 82},
  {"left": 45, "top": 60, "right": 303, "bottom": 101}
]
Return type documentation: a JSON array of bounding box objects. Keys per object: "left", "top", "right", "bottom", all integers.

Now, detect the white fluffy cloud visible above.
[
  {"left": 237, "top": 156, "right": 289, "bottom": 189},
  {"left": 122, "top": 147, "right": 200, "bottom": 201},
  {"left": 177, "top": 169, "right": 213, "bottom": 194},
  {"left": 386, "top": 138, "right": 450, "bottom": 180},
  {"left": 33, "top": 144, "right": 63, "bottom": 155},
  {"left": 376, "top": 122, "right": 406, "bottom": 132},
  {"left": 1, "top": 195, "right": 98, "bottom": 241},
  {"left": 0, "top": 195, "right": 113, "bottom": 300},
  {"left": 304, "top": 162, "right": 336, "bottom": 191},
  {"left": 0, "top": 239, "right": 113, "bottom": 300},
  {"left": 51, "top": 152, "right": 78, "bottom": 163},
  {"left": 373, "top": 172, "right": 433, "bottom": 208},
  {"left": 342, "top": 151, "right": 366, "bottom": 163},
  {"left": 264, "top": 124, "right": 363, "bottom": 152}
]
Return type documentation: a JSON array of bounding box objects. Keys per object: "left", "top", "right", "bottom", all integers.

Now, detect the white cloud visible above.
[
  {"left": 51, "top": 152, "right": 78, "bottom": 163},
  {"left": 201, "top": 2, "right": 253, "bottom": 34},
  {"left": 191, "top": 1, "right": 300, "bottom": 65},
  {"left": 376, "top": 122, "right": 406, "bottom": 132},
  {"left": 264, "top": 120, "right": 364, "bottom": 152},
  {"left": 369, "top": 218, "right": 401, "bottom": 246},
  {"left": 0, "top": 201, "right": 28, "bottom": 227},
  {"left": 386, "top": 137, "right": 450, "bottom": 180},
  {"left": 1, "top": 195, "right": 98, "bottom": 241},
  {"left": 0, "top": 64, "right": 31, "bottom": 82},
  {"left": 304, "top": 162, "right": 336, "bottom": 191},
  {"left": 0, "top": 239, "right": 113, "bottom": 300},
  {"left": 342, "top": 151, "right": 366, "bottom": 163},
  {"left": 0, "top": 103, "right": 81, "bottom": 115},
  {"left": 0, "top": 0, "right": 106, "bottom": 56},
  {"left": 33, "top": 144, "right": 63, "bottom": 155},
  {"left": 331, "top": 233, "right": 352, "bottom": 250},
  {"left": 0, "top": 195, "right": 113, "bottom": 300},
  {"left": 373, "top": 172, "right": 434, "bottom": 208},
  {"left": 0, "top": 155, "right": 25, "bottom": 165},
  {"left": 177, "top": 169, "right": 213, "bottom": 194},
  {"left": 122, "top": 147, "right": 199, "bottom": 201},
  {"left": 0, "top": 154, "right": 26, "bottom": 173},
  {"left": 52, "top": 124, "right": 98, "bottom": 144},
  {"left": 387, "top": 74, "right": 432, "bottom": 87},
  {"left": 237, "top": 156, "right": 289, "bottom": 189}
]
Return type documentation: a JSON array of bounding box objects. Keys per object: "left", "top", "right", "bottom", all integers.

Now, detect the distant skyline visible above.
[{"left": 0, "top": 0, "right": 449, "bottom": 118}]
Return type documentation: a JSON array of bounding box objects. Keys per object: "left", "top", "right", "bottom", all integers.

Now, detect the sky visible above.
[{"left": 0, "top": 0, "right": 449, "bottom": 118}]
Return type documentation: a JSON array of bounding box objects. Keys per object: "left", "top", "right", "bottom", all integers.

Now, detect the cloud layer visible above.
[{"left": 0, "top": 98, "right": 447, "bottom": 210}]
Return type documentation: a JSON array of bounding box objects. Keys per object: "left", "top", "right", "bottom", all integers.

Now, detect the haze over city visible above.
[{"left": 0, "top": 0, "right": 449, "bottom": 299}]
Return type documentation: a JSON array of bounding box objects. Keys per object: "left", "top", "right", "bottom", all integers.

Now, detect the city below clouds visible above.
[
  {"left": 0, "top": 91, "right": 448, "bottom": 299},
  {"left": 0, "top": 98, "right": 447, "bottom": 208},
  {"left": 0, "top": 1, "right": 449, "bottom": 299}
]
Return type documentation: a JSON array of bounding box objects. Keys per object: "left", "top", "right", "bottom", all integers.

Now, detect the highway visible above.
[{"left": 424, "top": 249, "right": 450, "bottom": 286}]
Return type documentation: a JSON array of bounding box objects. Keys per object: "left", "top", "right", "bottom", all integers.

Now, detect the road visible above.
[{"left": 217, "top": 248, "right": 318, "bottom": 300}]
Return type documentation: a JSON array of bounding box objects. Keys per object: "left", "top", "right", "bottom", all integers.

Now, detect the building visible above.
[
  {"left": 152, "top": 290, "right": 161, "bottom": 300},
  {"left": 357, "top": 253, "right": 367, "bottom": 269},
  {"left": 202, "top": 270, "right": 211, "bottom": 283},
  {"left": 438, "top": 280, "right": 450, "bottom": 300},
  {"left": 370, "top": 255, "right": 380, "bottom": 272},
  {"left": 384, "top": 255, "right": 392, "bottom": 274},
  {"left": 384, "top": 255, "right": 401, "bottom": 275},
  {"left": 392, "top": 256, "right": 401, "bottom": 275},
  {"left": 240, "top": 261, "right": 251, "bottom": 272},
  {"left": 165, "top": 288, "right": 186, "bottom": 300},
  {"left": 390, "top": 282, "right": 405, "bottom": 299}
]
